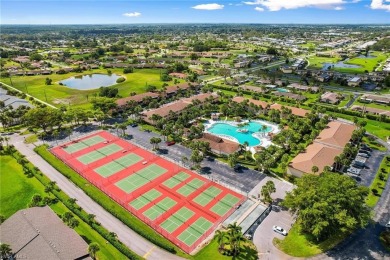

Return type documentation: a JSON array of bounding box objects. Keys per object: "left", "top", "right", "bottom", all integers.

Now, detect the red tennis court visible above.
[{"left": 51, "top": 131, "right": 245, "bottom": 253}]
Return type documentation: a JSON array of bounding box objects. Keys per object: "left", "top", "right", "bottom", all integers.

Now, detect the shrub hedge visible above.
[
  {"left": 9, "top": 148, "right": 143, "bottom": 260},
  {"left": 34, "top": 145, "right": 179, "bottom": 254}
]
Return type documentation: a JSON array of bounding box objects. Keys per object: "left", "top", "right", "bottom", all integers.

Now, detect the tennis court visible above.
[
  {"left": 94, "top": 153, "right": 143, "bottom": 177},
  {"left": 177, "top": 217, "right": 213, "bottom": 246},
  {"left": 115, "top": 164, "right": 167, "bottom": 193},
  {"left": 176, "top": 178, "right": 205, "bottom": 197},
  {"left": 129, "top": 189, "right": 162, "bottom": 210},
  {"left": 163, "top": 172, "right": 191, "bottom": 189},
  {"left": 143, "top": 197, "right": 177, "bottom": 221},
  {"left": 210, "top": 194, "right": 242, "bottom": 216},
  {"left": 193, "top": 186, "right": 222, "bottom": 207},
  {"left": 63, "top": 135, "right": 105, "bottom": 154},
  {"left": 77, "top": 144, "right": 122, "bottom": 164},
  {"left": 160, "top": 207, "right": 195, "bottom": 234},
  {"left": 50, "top": 130, "right": 245, "bottom": 254}
]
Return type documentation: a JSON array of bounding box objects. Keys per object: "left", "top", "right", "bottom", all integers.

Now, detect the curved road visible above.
[{"left": 9, "top": 133, "right": 182, "bottom": 260}]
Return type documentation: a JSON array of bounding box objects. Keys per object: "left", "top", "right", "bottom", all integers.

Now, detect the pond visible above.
[
  {"left": 322, "top": 59, "right": 361, "bottom": 71},
  {"left": 59, "top": 74, "right": 122, "bottom": 90}
]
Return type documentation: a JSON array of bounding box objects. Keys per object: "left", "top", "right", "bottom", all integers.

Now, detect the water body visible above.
[
  {"left": 60, "top": 74, "right": 121, "bottom": 90},
  {"left": 207, "top": 122, "right": 272, "bottom": 147}
]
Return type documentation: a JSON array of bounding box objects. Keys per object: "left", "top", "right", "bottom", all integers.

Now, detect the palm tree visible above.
[
  {"left": 311, "top": 165, "right": 319, "bottom": 174},
  {"left": 0, "top": 243, "right": 12, "bottom": 259},
  {"left": 215, "top": 230, "right": 227, "bottom": 251},
  {"left": 88, "top": 242, "right": 100, "bottom": 259}
]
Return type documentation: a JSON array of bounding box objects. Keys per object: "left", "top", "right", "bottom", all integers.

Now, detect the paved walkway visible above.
[{"left": 9, "top": 133, "right": 182, "bottom": 260}]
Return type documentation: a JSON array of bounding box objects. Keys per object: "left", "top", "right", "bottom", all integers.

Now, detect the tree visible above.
[
  {"left": 0, "top": 215, "right": 5, "bottom": 224},
  {"left": 227, "top": 222, "right": 244, "bottom": 256},
  {"left": 0, "top": 243, "right": 12, "bottom": 259},
  {"left": 23, "top": 107, "right": 63, "bottom": 133},
  {"left": 90, "top": 97, "right": 117, "bottom": 114},
  {"left": 260, "top": 180, "right": 276, "bottom": 204},
  {"left": 215, "top": 230, "right": 227, "bottom": 251},
  {"left": 88, "top": 242, "right": 100, "bottom": 259},
  {"left": 282, "top": 173, "right": 371, "bottom": 241},
  {"left": 311, "top": 165, "right": 319, "bottom": 174},
  {"left": 266, "top": 47, "right": 278, "bottom": 55},
  {"left": 45, "top": 77, "right": 52, "bottom": 85},
  {"left": 228, "top": 153, "right": 238, "bottom": 168}
]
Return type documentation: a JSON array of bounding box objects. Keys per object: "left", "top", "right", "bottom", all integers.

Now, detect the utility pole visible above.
[{"left": 44, "top": 89, "right": 48, "bottom": 102}]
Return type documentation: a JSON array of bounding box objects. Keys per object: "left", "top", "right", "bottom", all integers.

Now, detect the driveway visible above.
[{"left": 251, "top": 178, "right": 295, "bottom": 260}]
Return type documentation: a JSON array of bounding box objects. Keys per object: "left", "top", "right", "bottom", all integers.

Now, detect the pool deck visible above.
[{"left": 204, "top": 119, "right": 280, "bottom": 150}]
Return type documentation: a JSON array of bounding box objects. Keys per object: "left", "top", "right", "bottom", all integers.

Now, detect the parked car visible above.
[
  {"left": 357, "top": 153, "right": 369, "bottom": 158},
  {"left": 234, "top": 164, "right": 242, "bottom": 172},
  {"left": 359, "top": 150, "right": 371, "bottom": 156},
  {"left": 130, "top": 123, "right": 138, "bottom": 127},
  {"left": 352, "top": 163, "right": 364, "bottom": 169},
  {"left": 386, "top": 221, "right": 390, "bottom": 228},
  {"left": 360, "top": 145, "right": 372, "bottom": 152},
  {"left": 347, "top": 167, "right": 360, "bottom": 175},
  {"left": 166, "top": 141, "right": 176, "bottom": 146},
  {"left": 244, "top": 234, "right": 252, "bottom": 240},
  {"left": 273, "top": 225, "right": 287, "bottom": 236}
]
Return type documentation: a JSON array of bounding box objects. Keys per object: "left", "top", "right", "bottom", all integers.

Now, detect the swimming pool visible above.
[
  {"left": 207, "top": 122, "right": 272, "bottom": 147},
  {"left": 276, "top": 88, "right": 290, "bottom": 93}
]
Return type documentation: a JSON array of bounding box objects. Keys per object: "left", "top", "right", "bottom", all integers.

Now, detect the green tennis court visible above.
[
  {"left": 143, "top": 197, "right": 177, "bottom": 220},
  {"left": 160, "top": 207, "right": 195, "bottom": 234},
  {"left": 115, "top": 164, "right": 167, "bottom": 193},
  {"left": 193, "top": 186, "right": 222, "bottom": 207},
  {"left": 210, "top": 194, "right": 241, "bottom": 216},
  {"left": 129, "top": 189, "right": 162, "bottom": 210},
  {"left": 77, "top": 144, "right": 122, "bottom": 164},
  {"left": 163, "top": 172, "right": 190, "bottom": 189},
  {"left": 64, "top": 135, "right": 105, "bottom": 154},
  {"left": 177, "top": 217, "right": 213, "bottom": 246},
  {"left": 95, "top": 153, "right": 143, "bottom": 177},
  {"left": 177, "top": 178, "right": 205, "bottom": 197}
]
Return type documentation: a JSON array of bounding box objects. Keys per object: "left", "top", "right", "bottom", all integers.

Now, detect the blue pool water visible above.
[
  {"left": 276, "top": 88, "right": 290, "bottom": 93},
  {"left": 207, "top": 122, "right": 272, "bottom": 147}
]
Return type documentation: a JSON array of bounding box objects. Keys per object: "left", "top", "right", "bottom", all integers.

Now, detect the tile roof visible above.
[
  {"left": 116, "top": 92, "right": 160, "bottom": 106},
  {"left": 232, "top": 96, "right": 268, "bottom": 109},
  {"left": 199, "top": 133, "right": 240, "bottom": 154},
  {"left": 0, "top": 206, "right": 89, "bottom": 260},
  {"left": 270, "top": 103, "right": 309, "bottom": 117},
  {"left": 314, "top": 121, "right": 356, "bottom": 149}
]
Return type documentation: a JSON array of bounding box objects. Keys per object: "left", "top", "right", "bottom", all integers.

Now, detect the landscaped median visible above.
[
  {"left": 34, "top": 145, "right": 185, "bottom": 257},
  {"left": 366, "top": 155, "right": 390, "bottom": 207}
]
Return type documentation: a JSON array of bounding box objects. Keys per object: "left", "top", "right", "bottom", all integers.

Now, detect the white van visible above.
[{"left": 386, "top": 221, "right": 390, "bottom": 228}]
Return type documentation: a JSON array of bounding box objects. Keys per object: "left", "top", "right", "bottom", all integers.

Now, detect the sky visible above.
[{"left": 1, "top": 0, "right": 390, "bottom": 24}]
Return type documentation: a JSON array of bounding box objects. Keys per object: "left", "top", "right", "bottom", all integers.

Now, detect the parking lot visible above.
[{"left": 346, "top": 149, "right": 385, "bottom": 187}]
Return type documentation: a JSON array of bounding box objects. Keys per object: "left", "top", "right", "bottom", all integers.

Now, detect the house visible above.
[
  {"left": 281, "top": 65, "right": 293, "bottom": 74},
  {"left": 347, "top": 77, "right": 362, "bottom": 87},
  {"left": 232, "top": 96, "right": 268, "bottom": 109},
  {"left": 272, "top": 91, "right": 307, "bottom": 102},
  {"left": 116, "top": 92, "right": 160, "bottom": 106},
  {"left": 142, "top": 93, "right": 218, "bottom": 124},
  {"left": 269, "top": 103, "right": 309, "bottom": 117},
  {"left": 351, "top": 105, "right": 390, "bottom": 117},
  {"left": 316, "top": 73, "right": 332, "bottom": 82},
  {"left": 169, "top": 72, "right": 188, "bottom": 79},
  {"left": 0, "top": 206, "right": 89, "bottom": 260},
  {"left": 287, "top": 83, "right": 319, "bottom": 93},
  {"left": 320, "top": 92, "right": 341, "bottom": 104},
  {"left": 287, "top": 121, "right": 356, "bottom": 177},
  {"left": 360, "top": 94, "right": 390, "bottom": 105},
  {"left": 198, "top": 133, "right": 240, "bottom": 155}
]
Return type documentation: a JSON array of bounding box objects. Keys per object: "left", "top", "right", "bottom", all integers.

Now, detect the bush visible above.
[
  {"left": 372, "top": 188, "right": 378, "bottom": 195},
  {"left": 34, "top": 145, "right": 177, "bottom": 254},
  {"left": 116, "top": 77, "right": 126, "bottom": 83}
]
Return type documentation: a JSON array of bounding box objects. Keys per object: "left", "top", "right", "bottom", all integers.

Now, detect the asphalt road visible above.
[{"left": 9, "top": 133, "right": 183, "bottom": 260}]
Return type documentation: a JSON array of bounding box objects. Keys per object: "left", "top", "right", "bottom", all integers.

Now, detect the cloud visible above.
[
  {"left": 123, "top": 12, "right": 141, "bottom": 17},
  {"left": 334, "top": 6, "right": 344, "bottom": 10},
  {"left": 243, "top": 0, "right": 352, "bottom": 11},
  {"left": 255, "top": 6, "right": 265, "bottom": 11},
  {"left": 192, "top": 3, "right": 224, "bottom": 10},
  {"left": 370, "top": 0, "right": 390, "bottom": 11}
]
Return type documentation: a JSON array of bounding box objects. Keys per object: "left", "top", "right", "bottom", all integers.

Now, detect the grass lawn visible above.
[
  {"left": 194, "top": 237, "right": 258, "bottom": 260},
  {"left": 24, "top": 134, "right": 38, "bottom": 144},
  {"left": 0, "top": 155, "right": 46, "bottom": 218},
  {"left": 0, "top": 154, "right": 127, "bottom": 259},
  {"left": 344, "top": 51, "right": 389, "bottom": 73},
  {"left": 274, "top": 224, "right": 349, "bottom": 257},
  {"left": 307, "top": 56, "right": 341, "bottom": 69},
  {"left": 0, "top": 68, "right": 171, "bottom": 108},
  {"left": 366, "top": 156, "right": 390, "bottom": 207}
]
